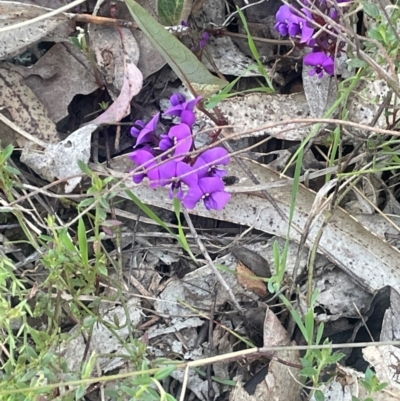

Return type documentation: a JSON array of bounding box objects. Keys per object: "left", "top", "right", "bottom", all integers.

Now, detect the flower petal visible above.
[
  {"left": 183, "top": 185, "right": 203, "bottom": 209},
  {"left": 300, "top": 23, "right": 314, "bottom": 43},
  {"left": 130, "top": 120, "right": 144, "bottom": 137},
  {"left": 176, "top": 161, "right": 198, "bottom": 187},
  {"left": 186, "top": 96, "right": 202, "bottom": 111},
  {"left": 130, "top": 149, "right": 155, "bottom": 166},
  {"left": 201, "top": 147, "right": 230, "bottom": 166},
  {"left": 204, "top": 191, "right": 231, "bottom": 210},
  {"left": 276, "top": 5, "right": 295, "bottom": 23},
  {"left": 275, "top": 21, "right": 288, "bottom": 36},
  {"left": 198, "top": 177, "right": 225, "bottom": 194},
  {"left": 159, "top": 135, "right": 174, "bottom": 151},
  {"left": 193, "top": 157, "right": 208, "bottom": 178},
  {"left": 181, "top": 110, "right": 196, "bottom": 127},
  {"left": 135, "top": 113, "right": 160, "bottom": 146},
  {"left": 170, "top": 93, "right": 186, "bottom": 106}
]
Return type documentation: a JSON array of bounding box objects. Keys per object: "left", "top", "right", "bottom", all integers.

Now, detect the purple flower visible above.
[
  {"left": 304, "top": 52, "right": 335, "bottom": 78},
  {"left": 275, "top": 5, "right": 314, "bottom": 43},
  {"left": 164, "top": 94, "right": 202, "bottom": 119},
  {"left": 183, "top": 177, "right": 231, "bottom": 211},
  {"left": 159, "top": 123, "right": 193, "bottom": 158},
  {"left": 193, "top": 147, "right": 230, "bottom": 178},
  {"left": 170, "top": 93, "right": 186, "bottom": 106},
  {"left": 130, "top": 148, "right": 157, "bottom": 185},
  {"left": 158, "top": 160, "right": 198, "bottom": 199},
  {"left": 200, "top": 32, "right": 210, "bottom": 49},
  {"left": 131, "top": 113, "right": 160, "bottom": 147}
]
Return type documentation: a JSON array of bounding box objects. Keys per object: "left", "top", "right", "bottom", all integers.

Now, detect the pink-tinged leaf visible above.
[{"left": 90, "top": 51, "right": 143, "bottom": 125}]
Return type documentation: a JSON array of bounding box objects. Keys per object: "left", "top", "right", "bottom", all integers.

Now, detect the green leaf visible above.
[
  {"left": 368, "top": 28, "right": 384, "bottom": 42},
  {"left": 79, "top": 198, "right": 95, "bottom": 208},
  {"left": 365, "top": 367, "right": 374, "bottom": 382},
  {"left": 300, "top": 367, "right": 318, "bottom": 377},
  {"left": 70, "top": 36, "right": 81, "bottom": 49},
  {"left": 279, "top": 294, "right": 308, "bottom": 340},
  {"left": 158, "top": 0, "right": 184, "bottom": 26},
  {"left": 75, "top": 385, "right": 86, "bottom": 400},
  {"left": 59, "top": 229, "right": 78, "bottom": 252},
  {"left": 125, "top": 0, "right": 227, "bottom": 97},
  {"left": 3, "top": 144, "right": 14, "bottom": 160},
  {"left": 316, "top": 322, "right": 324, "bottom": 345},
  {"left": 132, "top": 375, "right": 153, "bottom": 386},
  {"left": 21, "top": 369, "right": 38, "bottom": 382},
  {"left": 305, "top": 309, "right": 315, "bottom": 343},
  {"left": 4, "top": 165, "right": 21, "bottom": 175},
  {"left": 326, "top": 352, "right": 345, "bottom": 364},
  {"left": 376, "top": 382, "right": 389, "bottom": 391},
  {"left": 154, "top": 366, "right": 176, "bottom": 380},
  {"left": 236, "top": 7, "right": 274, "bottom": 92},
  {"left": 173, "top": 198, "right": 196, "bottom": 261},
  {"left": 314, "top": 389, "right": 325, "bottom": 401},
  {"left": 347, "top": 58, "right": 368, "bottom": 69},
  {"left": 125, "top": 189, "right": 175, "bottom": 235},
  {"left": 78, "top": 217, "right": 89, "bottom": 268},
  {"left": 78, "top": 159, "right": 92, "bottom": 175},
  {"left": 363, "top": 2, "right": 380, "bottom": 18}
]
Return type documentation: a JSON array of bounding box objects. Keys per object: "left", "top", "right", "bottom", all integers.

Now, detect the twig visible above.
[
  {"left": 0, "top": 113, "right": 48, "bottom": 148},
  {"left": 179, "top": 365, "right": 190, "bottom": 401},
  {"left": 0, "top": 0, "right": 87, "bottom": 33},
  {"left": 181, "top": 207, "right": 244, "bottom": 314}
]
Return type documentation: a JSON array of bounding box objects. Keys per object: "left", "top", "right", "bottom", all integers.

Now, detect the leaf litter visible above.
[{"left": 2, "top": 0, "right": 400, "bottom": 400}]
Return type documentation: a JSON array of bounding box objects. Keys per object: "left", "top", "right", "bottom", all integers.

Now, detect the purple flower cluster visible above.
[
  {"left": 275, "top": 0, "right": 350, "bottom": 78},
  {"left": 129, "top": 94, "right": 231, "bottom": 211}
]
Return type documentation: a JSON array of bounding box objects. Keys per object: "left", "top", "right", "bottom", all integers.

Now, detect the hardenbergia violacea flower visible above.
[
  {"left": 129, "top": 94, "right": 231, "bottom": 211},
  {"left": 275, "top": 0, "right": 351, "bottom": 78}
]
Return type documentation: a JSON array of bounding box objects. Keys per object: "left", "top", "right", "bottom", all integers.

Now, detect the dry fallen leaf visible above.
[
  {"left": 104, "top": 153, "right": 400, "bottom": 296},
  {"left": 59, "top": 298, "right": 141, "bottom": 373},
  {"left": 0, "top": 68, "right": 59, "bottom": 147},
  {"left": 89, "top": 54, "right": 143, "bottom": 124},
  {"left": 89, "top": 0, "right": 140, "bottom": 100},
  {"left": 237, "top": 261, "right": 268, "bottom": 297},
  {"left": 261, "top": 308, "right": 302, "bottom": 401},
  {"left": 8, "top": 43, "right": 98, "bottom": 123},
  {"left": 95, "top": 0, "right": 166, "bottom": 80},
  {"left": 0, "top": 1, "right": 75, "bottom": 60},
  {"left": 87, "top": 0, "right": 143, "bottom": 124},
  {"left": 20, "top": 124, "right": 97, "bottom": 193},
  {"left": 263, "top": 307, "right": 290, "bottom": 347}
]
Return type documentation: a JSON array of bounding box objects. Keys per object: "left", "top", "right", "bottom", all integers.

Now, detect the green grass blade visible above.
[
  {"left": 236, "top": 7, "right": 274, "bottom": 92},
  {"left": 173, "top": 198, "right": 196, "bottom": 261},
  {"left": 125, "top": 189, "right": 175, "bottom": 236}
]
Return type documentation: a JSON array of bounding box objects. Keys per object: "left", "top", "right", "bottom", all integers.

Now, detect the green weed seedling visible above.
[{"left": 353, "top": 367, "right": 388, "bottom": 401}]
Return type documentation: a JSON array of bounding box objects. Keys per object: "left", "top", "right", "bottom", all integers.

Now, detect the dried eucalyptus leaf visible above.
[
  {"left": 197, "top": 92, "right": 313, "bottom": 142},
  {"left": 0, "top": 1, "right": 74, "bottom": 60},
  {"left": 0, "top": 67, "right": 59, "bottom": 147},
  {"left": 21, "top": 124, "right": 97, "bottom": 193},
  {"left": 109, "top": 156, "right": 400, "bottom": 295},
  {"left": 302, "top": 63, "right": 338, "bottom": 118},
  {"left": 89, "top": 0, "right": 141, "bottom": 100},
  {"left": 9, "top": 43, "right": 98, "bottom": 123}
]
